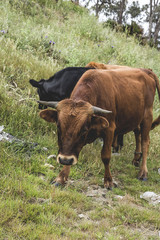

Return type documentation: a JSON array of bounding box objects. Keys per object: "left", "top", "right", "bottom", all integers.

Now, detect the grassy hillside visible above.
[{"left": 0, "top": 0, "right": 160, "bottom": 239}]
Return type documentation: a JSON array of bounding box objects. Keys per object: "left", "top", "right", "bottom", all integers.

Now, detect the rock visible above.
[
  {"left": 44, "top": 163, "right": 55, "bottom": 170},
  {"left": 113, "top": 180, "right": 118, "bottom": 187},
  {"left": 0, "top": 125, "right": 16, "bottom": 142},
  {"left": 42, "top": 147, "right": 48, "bottom": 151},
  {"left": 86, "top": 187, "right": 107, "bottom": 198},
  {"left": 0, "top": 125, "right": 4, "bottom": 133},
  {"left": 38, "top": 174, "right": 46, "bottom": 181},
  {"left": 78, "top": 213, "right": 89, "bottom": 220},
  {"left": 78, "top": 214, "right": 85, "bottom": 218},
  {"left": 47, "top": 154, "right": 57, "bottom": 160},
  {"left": 0, "top": 131, "right": 18, "bottom": 143},
  {"left": 91, "top": 185, "right": 99, "bottom": 190},
  {"left": 140, "top": 191, "right": 160, "bottom": 205},
  {"left": 158, "top": 168, "right": 160, "bottom": 175},
  {"left": 115, "top": 195, "right": 124, "bottom": 200},
  {"left": 85, "top": 186, "right": 111, "bottom": 204}
]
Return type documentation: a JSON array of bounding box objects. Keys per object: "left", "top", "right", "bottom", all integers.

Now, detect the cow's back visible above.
[{"left": 71, "top": 69, "right": 156, "bottom": 134}]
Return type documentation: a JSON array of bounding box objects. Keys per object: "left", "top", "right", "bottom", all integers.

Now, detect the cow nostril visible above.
[
  {"left": 70, "top": 158, "right": 74, "bottom": 165},
  {"left": 58, "top": 156, "right": 74, "bottom": 165}
]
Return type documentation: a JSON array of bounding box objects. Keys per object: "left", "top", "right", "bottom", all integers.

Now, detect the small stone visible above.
[
  {"left": 113, "top": 180, "right": 118, "bottom": 187},
  {"left": 0, "top": 125, "right": 4, "bottom": 133},
  {"left": 115, "top": 195, "right": 123, "bottom": 200},
  {"left": 158, "top": 168, "right": 160, "bottom": 175},
  {"left": 92, "top": 185, "right": 99, "bottom": 190},
  {"left": 42, "top": 147, "right": 48, "bottom": 151},
  {"left": 86, "top": 192, "right": 97, "bottom": 197},
  {"left": 140, "top": 191, "right": 160, "bottom": 205},
  {"left": 78, "top": 213, "right": 89, "bottom": 220},
  {"left": 44, "top": 163, "right": 54, "bottom": 170},
  {"left": 140, "top": 191, "right": 157, "bottom": 200},
  {"left": 39, "top": 175, "right": 45, "bottom": 181},
  {"left": 47, "top": 154, "right": 57, "bottom": 160}
]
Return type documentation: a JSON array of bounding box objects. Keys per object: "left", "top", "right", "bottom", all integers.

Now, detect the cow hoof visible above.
[
  {"left": 139, "top": 177, "right": 148, "bottom": 181},
  {"left": 132, "top": 159, "right": 140, "bottom": 167},
  {"left": 142, "top": 178, "right": 148, "bottom": 181},
  {"left": 138, "top": 176, "right": 148, "bottom": 181},
  {"left": 50, "top": 179, "right": 57, "bottom": 184},
  {"left": 54, "top": 182, "right": 63, "bottom": 187},
  {"left": 104, "top": 183, "right": 113, "bottom": 190},
  {"left": 104, "top": 186, "right": 112, "bottom": 190},
  {"left": 134, "top": 161, "right": 140, "bottom": 167},
  {"left": 133, "top": 153, "right": 142, "bottom": 167}
]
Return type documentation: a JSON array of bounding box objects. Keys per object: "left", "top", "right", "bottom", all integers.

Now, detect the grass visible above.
[{"left": 0, "top": 0, "right": 160, "bottom": 239}]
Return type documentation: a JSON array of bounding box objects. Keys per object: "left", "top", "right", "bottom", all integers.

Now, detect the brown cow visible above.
[
  {"left": 85, "top": 61, "right": 132, "bottom": 70},
  {"left": 39, "top": 68, "right": 160, "bottom": 189}
]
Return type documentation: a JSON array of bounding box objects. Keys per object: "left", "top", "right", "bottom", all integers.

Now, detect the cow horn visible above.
[
  {"left": 92, "top": 106, "right": 112, "bottom": 114},
  {"left": 37, "top": 100, "right": 59, "bottom": 109}
]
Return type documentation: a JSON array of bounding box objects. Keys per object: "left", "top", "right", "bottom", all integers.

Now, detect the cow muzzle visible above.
[{"left": 57, "top": 154, "right": 77, "bottom": 166}]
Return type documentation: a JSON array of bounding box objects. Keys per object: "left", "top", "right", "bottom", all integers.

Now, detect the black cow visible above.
[{"left": 29, "top": 67, "right": 92, "bottom": 109}]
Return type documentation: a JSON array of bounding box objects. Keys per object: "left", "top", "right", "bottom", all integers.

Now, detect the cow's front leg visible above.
[
  {"left": 101, "top": 126, "right": 115, "bottom": 189},
  {"left": 55, "top": 165, "right": 71, "bottom": 186},
  {"left": 102, "top": 157, "right": 112, "bottom": 189}
]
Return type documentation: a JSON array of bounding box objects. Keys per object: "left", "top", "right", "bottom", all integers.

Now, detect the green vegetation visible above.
[{"left": 0, "top": 0, "right": 160, "bottom": 239}]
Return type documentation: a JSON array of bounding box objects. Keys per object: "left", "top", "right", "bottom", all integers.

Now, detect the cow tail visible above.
[
  {"left": 151, "top": 72, "right": 160, "bottom": 130},
  {"left": 151, "top": 116, "right": 160, "bottom": 130}
]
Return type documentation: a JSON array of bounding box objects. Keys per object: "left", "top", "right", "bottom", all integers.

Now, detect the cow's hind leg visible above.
[
  {"left": 138, "top": 110, "right": 152, "bottom": 181},
  {"left": 132, "top": 127, "right": 142, "bottom": 167},
  {"left": 112, "top": 134, "right": 124, "bottom": 153},
  {"left": 102, "top": 126, "right": 115, "bottom": 189}
]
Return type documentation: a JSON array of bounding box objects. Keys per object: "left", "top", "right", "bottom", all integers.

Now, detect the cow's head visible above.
[
  {"left": 29, "top": 79, "right": 60, "bottom": 109},
  {"left": 30, "top": 79, "right": 47, "bottom": 109},
  {"left": 39, "top": 99, "right": 112, "bottom": 166}
]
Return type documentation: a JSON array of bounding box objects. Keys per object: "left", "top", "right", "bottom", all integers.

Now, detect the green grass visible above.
[{"left": 0, "top": 0, "right": 160, "bottom": 239}]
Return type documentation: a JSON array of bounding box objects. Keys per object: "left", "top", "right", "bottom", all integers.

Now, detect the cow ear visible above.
[
  {"left": 91, "top": 115, "right": 109, "bottom": 129},
  {"left": 40, "top": 109, "right": 57, "bottom": 123},
  {"left": 29, "top": 79, "right": 41, "bottom": 88}
]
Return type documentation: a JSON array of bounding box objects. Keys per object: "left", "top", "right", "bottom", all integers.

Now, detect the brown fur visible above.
[{"left": 85, "top": 61, "right": 131, "bottom": 70}]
